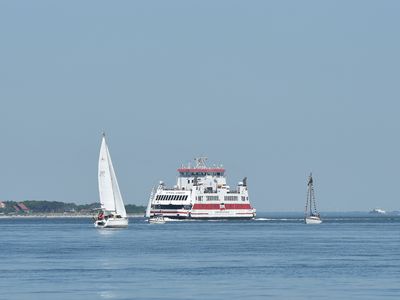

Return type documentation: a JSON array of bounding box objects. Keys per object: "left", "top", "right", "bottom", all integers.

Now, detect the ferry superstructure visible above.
[{"left": 149, "top": 157, "right": 256, "bottom": 219}]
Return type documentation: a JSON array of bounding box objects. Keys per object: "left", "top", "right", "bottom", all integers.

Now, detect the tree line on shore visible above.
[{"left": 0, "top": 200, "right": 145, "bottom": 215}]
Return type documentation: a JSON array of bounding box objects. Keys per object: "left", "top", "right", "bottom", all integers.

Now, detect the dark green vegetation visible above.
[{"left": 0, "top": 200, "right": 145, "bottom": 215}]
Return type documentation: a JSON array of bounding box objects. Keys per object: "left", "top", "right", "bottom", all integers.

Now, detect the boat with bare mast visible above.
[{"left": 304, "top": 173, "right": 322, "bottom": 224}]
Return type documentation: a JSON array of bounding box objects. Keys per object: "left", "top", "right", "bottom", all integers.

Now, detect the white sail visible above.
[
  {"left": 145, "top": 187, "right": 155, "bottom": 218},
  {"left": 98, "top": 136, "right": 127, "bottom": 217}
]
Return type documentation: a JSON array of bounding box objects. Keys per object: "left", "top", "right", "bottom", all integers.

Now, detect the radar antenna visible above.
[{"left": 194, "top": 157, "right": 208, "bottom": 168}]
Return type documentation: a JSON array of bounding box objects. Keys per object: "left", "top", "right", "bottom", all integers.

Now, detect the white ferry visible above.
[{"left": 148, "top": 157, "right": 256, "bottom": 220}]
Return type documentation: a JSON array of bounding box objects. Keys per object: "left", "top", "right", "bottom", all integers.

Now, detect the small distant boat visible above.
[
  {"left": 94, "top": 133, "right": 128, "bottom": 228},
  {"left": 145, "top": 185, "right": 165, "bottom": 224},
  {"left": 148, "top": 214, "right": 166, "bottom": 224},
  {"left": 369, "top": 208, "right": 386, "bottom": 215},
  {"left": 304, "top": 173, "right": 322, "bottom": 224}
]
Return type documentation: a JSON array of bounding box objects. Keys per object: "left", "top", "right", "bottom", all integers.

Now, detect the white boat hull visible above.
[
  {"left": 148, "top": 216, "right": 166, "bottom": 224},
  {"left": 305, "top": 216, "right": 322, "bottom": 224},
  {"left": 95, "top": 217, "right": 129, "bottom": 228}
]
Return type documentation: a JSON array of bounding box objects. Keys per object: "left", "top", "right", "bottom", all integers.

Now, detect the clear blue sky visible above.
[{"left": 1, "top": 1, "right": 399, "bottom": 211}]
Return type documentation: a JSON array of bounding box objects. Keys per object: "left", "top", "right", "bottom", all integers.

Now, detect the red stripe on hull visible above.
[
  {"left": 224, "top": 204, "right": 252, "bottom": 209},
  {"left": 178, "top": 168, "right": 225, "bottom": 173},
  {"left": 192, "top": 203, "right": 252, "bottom": 210},
  {"left": 192, "top": 204, "right": 220, "bottom": 210}
]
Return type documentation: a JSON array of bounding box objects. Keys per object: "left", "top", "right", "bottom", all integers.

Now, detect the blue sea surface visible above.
[{"left": 1, "top": 214, "right": 399, "bottom": 300}]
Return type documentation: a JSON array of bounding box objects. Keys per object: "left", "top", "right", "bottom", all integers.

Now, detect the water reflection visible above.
[
  {"left": 98, "top": 290, "right": 117, "bottom": 299},
  {"left": 96, "top": 228, "right": 126, "bottom": 236}
]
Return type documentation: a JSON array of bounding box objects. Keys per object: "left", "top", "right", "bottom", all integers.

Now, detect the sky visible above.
[{"left": 1, "top": 0, "right": 399, "bottom": 211}]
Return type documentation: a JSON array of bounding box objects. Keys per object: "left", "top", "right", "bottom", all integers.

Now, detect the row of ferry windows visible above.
[
  {"left": 156, "top": 195, "right": 188, "bottom": 201},
  {"left": 195, "top": 196, "right": 248, "bottom": 201}
]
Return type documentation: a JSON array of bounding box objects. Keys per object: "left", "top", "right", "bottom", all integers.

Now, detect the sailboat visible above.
[
  {"left": 145, "top": 184, "right": 165, "bottom": 224},
  {"left": 94, "top": 134, "right": 128, "bottom": 228},
  {"left": 304, "top": 173, "right": 322, "bottom": 224}
]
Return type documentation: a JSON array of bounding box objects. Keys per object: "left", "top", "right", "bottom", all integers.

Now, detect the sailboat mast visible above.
[
  {"left": 309, "top": 186, "right": 312, "bottom": 216},
  {"left": 305, "top": 181, "right": 309, "bottom": 218},
  {"left": 312, "top": 186, "right": 317, "bottom": 215},
  {"left": 307, "top": 173, "right": 314, "bottom": 216}
]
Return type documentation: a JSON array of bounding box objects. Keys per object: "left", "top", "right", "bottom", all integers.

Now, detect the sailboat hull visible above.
[
  {"left": 95, "top": 217, "right": 129, "bottom": 228},
  {"left": 305, "top": 216, "right": 322, "bottom": 224}
]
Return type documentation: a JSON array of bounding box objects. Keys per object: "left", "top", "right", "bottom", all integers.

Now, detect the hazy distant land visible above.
[{"left": 0, "top": 200, "right": 146, "bottom": 217}]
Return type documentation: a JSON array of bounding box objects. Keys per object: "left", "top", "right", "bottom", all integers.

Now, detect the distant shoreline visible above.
[{"left": 0, "top": 213, "right": 145, "bottom": 219}]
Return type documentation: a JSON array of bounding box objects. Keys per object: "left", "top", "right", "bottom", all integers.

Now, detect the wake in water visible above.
[{"left": 254, "top": 217, "right": 304, "bottom": 221}]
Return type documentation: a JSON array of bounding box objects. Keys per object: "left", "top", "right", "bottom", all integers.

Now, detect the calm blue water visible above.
[{"left": 1, "top": 214, "right": 399, "bottom": 300}]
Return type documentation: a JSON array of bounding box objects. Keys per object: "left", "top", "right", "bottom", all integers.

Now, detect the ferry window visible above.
[
  {"left": 184, "top": 195, "right": 188, "bottom": 200},
  {"left": 187, "top": 180, "right": 190, "bottom": 184}
]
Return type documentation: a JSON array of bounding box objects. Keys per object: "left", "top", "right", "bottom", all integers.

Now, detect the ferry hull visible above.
[{"left": 153, "top": 209, "right": 256, "bottom": 220}]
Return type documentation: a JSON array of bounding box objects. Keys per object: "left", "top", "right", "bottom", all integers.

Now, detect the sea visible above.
[{"left": 1, "top": 213, "right": 399, "bottom": 300}]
